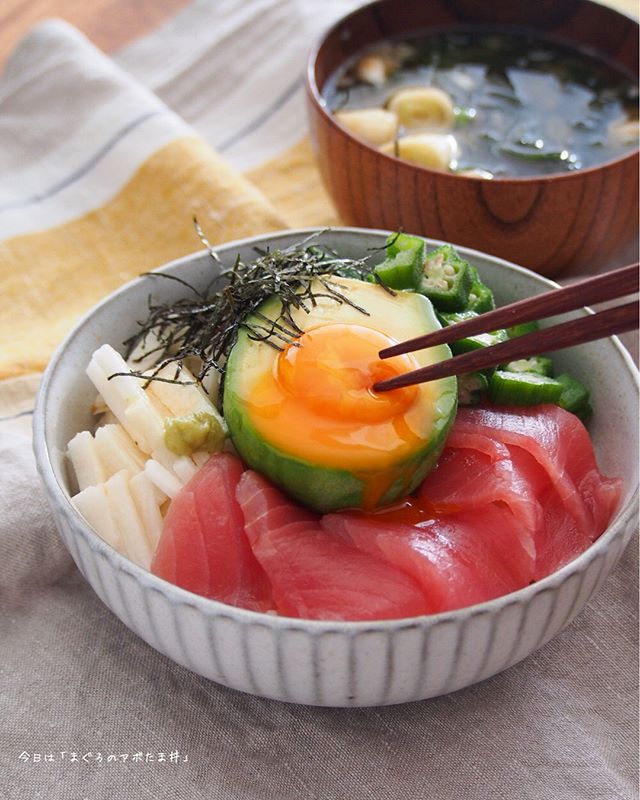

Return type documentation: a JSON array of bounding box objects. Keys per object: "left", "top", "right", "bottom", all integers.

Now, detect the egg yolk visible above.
[
  {"left": 244, "top": 321, "right": 435, "bottom": 478},
  {"left": 276, "top": 324, "right": 418, "bottom": 423}
]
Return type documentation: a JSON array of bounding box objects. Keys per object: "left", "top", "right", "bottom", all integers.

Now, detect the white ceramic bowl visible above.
[{"left": 33, "top": 228, "right": 638, "bottom": 707}]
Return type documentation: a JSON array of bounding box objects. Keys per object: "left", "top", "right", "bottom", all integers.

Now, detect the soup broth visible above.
[{"left": 324, "top": 28, "right": 639, "bottom": 177}]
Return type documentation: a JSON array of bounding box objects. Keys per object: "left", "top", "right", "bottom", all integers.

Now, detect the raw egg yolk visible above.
[{"left": 276, "top": 323, "right": 418, "bottom": 423}]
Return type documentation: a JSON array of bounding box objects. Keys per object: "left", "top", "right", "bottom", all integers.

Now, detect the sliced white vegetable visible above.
[
  {"left": 192, "top": 451, "right": 211, "bottom": 469},
  {"left": 172, "top": 455, "right": 199, "bottom": 484},
  {"left": 334, "top": 108, "right": 398, "bottom": 146},
  {"left": 104, "top": 470, "right": 153, "bottom": 569},
  {"left": 67, "top": 431, "right": 106, "bottom": 492},
  {"left": 381, "top": 133, "right": 457, "bottom": 171},
  {"left": 87, "top": 345, "right": 164, "bottom": 453},
  {"left": 72, "top": 484, "right": 122, "bottom": 552},
  {"left": 123, "top": 396, "right": 165, "bottom": 454},
  {"left": 151, "top": 441, "right": 184, "bottom": 472},
  {"left": 129, "top": 472, "right": 166, "bottom": 550},
  {"left": 387, "top": 86, "right": 455, "bottom": 131},
  {"left": 147, "top": 363, "right": 224, "bottom": 420},
  {"left": 144, "top": 459, "right": 183, "bottom": 499},
  {"left": 94, "top": 424, "right": 146, "bottom": 479}
]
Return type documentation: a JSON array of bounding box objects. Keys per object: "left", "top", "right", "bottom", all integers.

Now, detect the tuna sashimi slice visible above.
[
  {"left": 507, "top": 446, "right": 599, "bottom": 579},
  {"left": 236, "top": 471, "right": 430, "bottom": 621},
  {"left": 452, "top": 405, "right": 622, "bottom": 541},
  {"left": 151, "top": 453, "right": 272, "bottom": 611},
  {"left": 323, "top": 503, "right": 534, "bottom": 613},
  {"left": 418, "top": 440, "right": 538, "bottom": 560},
  {"left": 427, "top": 405, "right": 622, "bottom": 580}
]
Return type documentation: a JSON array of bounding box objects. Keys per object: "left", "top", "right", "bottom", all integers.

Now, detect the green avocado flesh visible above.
[{"left": 223, "top": 277, "right": 458, "bottom": 512}]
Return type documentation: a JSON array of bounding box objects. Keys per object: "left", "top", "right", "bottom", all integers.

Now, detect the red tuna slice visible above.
[
  {"left": 151, "top": 453, "right": 272, "bottom": 611},
  {"left": 506, "top": 445, "right": 614, "bottom": 580},
  {"left": 451, "top": 405, "right": 622, "bottom": 541},
  {"left": 236, "top": 471, "right": 430, "bottom": 621},
  {"left": 322, "top": 503, "right": 534, "bottom": 613},
  {"left": 418, "top": 440, "right": 538, "bottom": 561}
]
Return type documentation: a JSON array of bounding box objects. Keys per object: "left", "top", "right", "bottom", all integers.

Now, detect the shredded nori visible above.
[{"left": 116, "top": 226, "right": 380, "bottom": 399}]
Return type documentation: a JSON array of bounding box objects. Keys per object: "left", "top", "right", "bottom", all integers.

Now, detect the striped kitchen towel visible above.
[
  {"left": 0, "top": 0, "right": 364, "bottom": 386},
  {"left": 0, "top": 20, "right": 287, "bottom": 382}
]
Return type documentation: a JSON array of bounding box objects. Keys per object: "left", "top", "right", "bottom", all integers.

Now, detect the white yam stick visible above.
[
  {"left": 104, "top": 470, "right": 153, "bottom": 569},
  {"left": 146, "top": 363, "right": 223, "bottom": 421},
  {"left": 87, "top": 345, "right": 164, "bottom": 453},
  {"left": 144, "top": 459, "right": 183, "bottom": 499},
  {"left": 123, "top": 396, "right": 165, "bottom": 455},
  {"left": 72, "top": 484, "right": 123, "bottom": 552},
  {"left": 172, "top": 455, "right": 199, "bottom": 484},
  {"left": 144, "top": 390, "right": 174, "bottom": 420},
  {"left": 94, "top": 424, "right": 146, "bottom": 479},
  {"left": 67, "top": 431, "right": 106, "bottom": 492},
  {"left": 129, "top": 472, "right": 165, "bottom": 550}
]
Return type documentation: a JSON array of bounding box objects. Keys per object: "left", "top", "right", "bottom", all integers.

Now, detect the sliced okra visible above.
[
  {"left": 418, "top": 245, "right": 472, "bottom": 311},
  {"left": 465, "top": 265, "right": 495, "bottom": 313},
  {"left": 457, "top": 372, "right": 489, "bottom": 406},
  {"left": 489, "top": 370, "right": 564, "bottom": 406},
  {"left": 437, "top": 310, "right": 508, "bottom": 359},
  {"left": 506, "top": 319, "right": 539, "bottom": 338},
  {"left": 556, "top": 373, "right": 593, "bottom": 422},
  {"left": 374, "top": 233, "right": 426, "bottom": 289},
  {"left": 502, "top": 356, "right": 554, "bottom": 377}
]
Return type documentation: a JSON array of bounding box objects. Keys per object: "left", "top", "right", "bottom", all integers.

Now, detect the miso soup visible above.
[{"left": 323, "top": 29, "right": 639, "bottom": 177}]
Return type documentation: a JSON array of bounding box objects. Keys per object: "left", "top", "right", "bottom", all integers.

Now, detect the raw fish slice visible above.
[
  {"left": 322, "top": 513, "right": 475, "bottom": 613},
  {"left": 507, "top": 447, "right": 594, "bottom": 579},
  {"left": 323, "top": 503, "right": 535, "bottom": 613},
  {"left": 236, "top": 471, "right": 430, "bottom": 620},
  {"left": 452, "top": 405, "right": 621, "bottom": 538},
  {"left": 151, "top": 454, "right": 272, "bottom": 611},
  {"left": 418, "top": 441, "right": 538, "bottom": 559}
]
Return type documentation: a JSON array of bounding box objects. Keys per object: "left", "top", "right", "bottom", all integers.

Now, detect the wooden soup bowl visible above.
[{"left": 306, "top": 0, "right": 639, "bottom": 277}]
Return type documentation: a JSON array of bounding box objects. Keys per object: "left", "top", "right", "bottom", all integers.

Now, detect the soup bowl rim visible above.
[{"left": 305, "top": 0, "right": 640, "bottom": 185}]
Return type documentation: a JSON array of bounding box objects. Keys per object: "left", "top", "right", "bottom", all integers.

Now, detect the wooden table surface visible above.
[
  {"left": 1, "top": 0, "right": 637, "bottom": 69},
  {"left": 0, "top": 0, "right": 191, "bottom": 68}
]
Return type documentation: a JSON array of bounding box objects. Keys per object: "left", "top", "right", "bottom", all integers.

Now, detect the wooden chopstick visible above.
[
  {"left": 379, "top": 263, "right": 639, "bottom": 359},
  {"left": 373, "top": 302, "right": 638, "bottom": 393}
]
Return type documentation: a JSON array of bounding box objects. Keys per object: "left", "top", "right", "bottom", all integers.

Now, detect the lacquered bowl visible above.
[
  {"left": 33, "top": 228, "right": 639, "bottom": 706},
  {"left": 306, "top": 0, "right": 639, "bottom": 277}
]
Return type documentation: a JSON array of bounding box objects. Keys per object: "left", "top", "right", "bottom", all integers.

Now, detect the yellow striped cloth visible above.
[{"left": 0, "top": 21, "right": 340, "bottom": 392}]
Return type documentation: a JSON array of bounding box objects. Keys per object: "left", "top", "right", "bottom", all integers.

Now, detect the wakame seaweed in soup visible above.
[{"left": 324, "top": 28, "right": 639, "bottom": 177}]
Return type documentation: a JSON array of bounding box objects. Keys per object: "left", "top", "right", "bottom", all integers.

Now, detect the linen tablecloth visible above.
[{"left": 0, "top": 2, "right": 637, "bottom": 798}]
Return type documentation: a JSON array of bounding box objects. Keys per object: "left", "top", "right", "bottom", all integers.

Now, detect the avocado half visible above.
[{"left": 223, "top": 277, "right": 457, "bottom": 512}]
